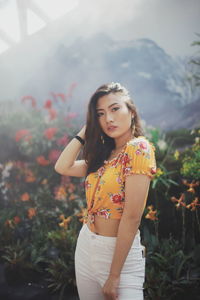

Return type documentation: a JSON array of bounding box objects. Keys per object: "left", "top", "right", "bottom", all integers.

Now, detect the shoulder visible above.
[{"left": 126, "top": 135, "right": 155, "bottom": 154}]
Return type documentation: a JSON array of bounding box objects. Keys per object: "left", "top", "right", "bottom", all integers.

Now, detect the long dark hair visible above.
[{"left": 83, "top": 82, "right": 144, "bottom": 175}]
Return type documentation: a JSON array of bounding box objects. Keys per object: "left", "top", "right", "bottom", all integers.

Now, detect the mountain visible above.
[{"left": 0, "top": 30, "right": 199, "bottom": 131}]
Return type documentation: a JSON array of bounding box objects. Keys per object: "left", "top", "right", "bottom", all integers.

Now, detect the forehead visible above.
[{"left": 96, "top": 93, "right": 126, "bottom": 109}]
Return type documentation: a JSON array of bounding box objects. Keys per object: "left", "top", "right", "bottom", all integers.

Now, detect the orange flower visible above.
[
  {"left": 68, "top": 183, "right": 76, "bottom": 193},
  {"left": 145, "top": 205, "right": 158, "bottom": 221},
  {"left": 44, "top": 128, "right": 58, "bottom": 140},
  {"left": 21, "top": 192, "right": 30, "bottom": 201},
  {"left": 182, "top": 179, "right": 199, "bottom": 190},
  {"left": 171, "top": 193, "right": 186, "bottom": 209},
  {"left": 41, "top": 178, "right": 48, "bottom": 185},
  {"left": 55, "top": 186, "right": 67, "bottom": 200},
  {"left": 59, "top": 214, "right": 65, "bottom": 221},
  {"left": 76, "top": 208, "right": 88, "bottom": 223},
  {"left": 25, "top": 170, "right": 36, "bottom": 182},
  {"left": 28, "top": 208, "right": 36, "bottom": 219},
  {"left": 13, "top": 216, "right": 21, "bottom": 224},
  {"left": 4, "top": 219, "right": 14, "bottom": 228},
  {"left": 187, "top": 187, "right": 195, "bottom": 193},
  {"left": 69, "top": 194, "right": 76, "bottom": 201},
  {"left": 186, "top": 197, "right": 200, "bottom": 211},
  {"left": 36, "top": 156, "right": 50, "bottom": 166},
  {"left": 59, "top": 216, "right": 71, "bottom": 229}
]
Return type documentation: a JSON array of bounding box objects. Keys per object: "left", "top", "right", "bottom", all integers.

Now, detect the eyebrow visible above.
[{"left": 96, "top": 102, "right": 119, "bottom": 111}]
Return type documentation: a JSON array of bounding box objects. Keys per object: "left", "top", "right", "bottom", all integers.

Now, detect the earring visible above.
[
  {"left": 131, "top": 116, "right": 135, "bottom": 135},
  {"left": 101, "top": 135, "right": 105, "bottom": 144}
]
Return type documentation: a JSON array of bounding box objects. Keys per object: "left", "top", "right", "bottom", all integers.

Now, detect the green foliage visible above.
[
  {"left": 144, "top": 232, "right": 200, "bottom": 300},
  {"left": 181, "top": 139, "right": 200, "bottom": 179}
]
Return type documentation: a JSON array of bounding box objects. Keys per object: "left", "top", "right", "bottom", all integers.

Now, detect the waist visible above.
[
  {"left": 83, "top": 223, "right": 141, "bottom": 248},
  {"left": 85, "top": 213, "right": 140, "bottom": 237}
]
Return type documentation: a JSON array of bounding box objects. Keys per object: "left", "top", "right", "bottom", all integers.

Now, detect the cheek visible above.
[
  {"left": 118, "top": 109, "right": 131, "bottom": 122},
  {"left": 98, "top": 118, "right": 105, "bottom": 129}
]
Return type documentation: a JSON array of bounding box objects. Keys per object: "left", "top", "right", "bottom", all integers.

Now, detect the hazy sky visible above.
[
  {"left": 0, "top": 0, "right": 199, "bottom": 57},
  {"left": 78, "top": 0, "right": 200, "bottom": 58}
]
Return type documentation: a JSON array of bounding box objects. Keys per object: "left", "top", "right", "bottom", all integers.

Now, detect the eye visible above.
[
  {"left": 112, "top": 107, "right": 119, "bottom": 112},
  {"left": 97, "top": 112, "right": 104, "bottom": 117}
]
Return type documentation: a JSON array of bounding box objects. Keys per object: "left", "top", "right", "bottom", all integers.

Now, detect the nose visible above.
[{"left": 105, "top": 113, "right": 113, "bottom": 123}]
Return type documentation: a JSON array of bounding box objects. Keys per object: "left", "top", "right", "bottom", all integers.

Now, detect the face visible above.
[{"left": 96, "top": 93, "right": 133, "bottom": 139}]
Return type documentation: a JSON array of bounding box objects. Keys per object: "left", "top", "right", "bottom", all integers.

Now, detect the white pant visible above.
[{"left": 74, "top": 223, "right": 145, "bottom": 300}]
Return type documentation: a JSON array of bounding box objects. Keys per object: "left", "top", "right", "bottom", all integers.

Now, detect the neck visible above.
[{"left": 114, "top": 130, "right": 133, "bottom": 150}]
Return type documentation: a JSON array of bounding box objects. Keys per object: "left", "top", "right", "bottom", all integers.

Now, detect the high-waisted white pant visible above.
[{"left": 74, "top": 223, "right": 145, "bottom": 300}]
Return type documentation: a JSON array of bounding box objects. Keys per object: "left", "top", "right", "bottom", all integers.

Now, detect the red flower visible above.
[
  {"left": 151, "top": 167, "right": 157, "bottom": 175},
  {"left": 48, "top": 108, "right": 57, "bottom": 120},
  {"left": 15, "top": 129, "right": 31, "bottom": 142},
  {"left": 119, "top": 153, "right": 131, "bottom": 165},
  {"left": 44, "top": 99, "right": 52, "bottom": 109},
  {"left": 56, "top": 135, "right": 69, "bottom": 146},
  {"left": 13, "top": 216, "right": 21, "bottom": 224},
  {"left": 28, "top": 208, "right": 36, "bottom": 219},
  {"left": 36, "top": 156, "right": 50, "bottom": 166},
  {"left": 21, "top": 96, "right": 37, "bottom": 108},
  {"left": 111, "top": 193, "right": 123, "bottom": 204},
  {"left": 65, "top": 112, "right": 77, "bottom": 121},
  {"left": 44, "top": 128, "right": 58, "bottom": 140},
  {"left": 51, "top": 93, "right": 66, "bottom": 102},
  {"left": 48, "top": 149, "right": 61, "bottom": 163}
]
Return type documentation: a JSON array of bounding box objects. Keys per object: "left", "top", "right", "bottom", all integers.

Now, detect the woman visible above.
[{"left": 54, "top": 82, "right": 157, "bottom": 300}]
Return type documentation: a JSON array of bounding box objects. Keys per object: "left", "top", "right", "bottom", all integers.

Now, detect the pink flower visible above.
[
  {"left": 123, "top": 167, "right": 132, "bottom": 175},
  {"left": 98, "top": 166, "right": 105, "bottom": 177},
  {"left": 139, "top": 141, "right": 147, "bottom": 150},
  {"left": 97, "top": 209, "right": 110, "bottom": 219},
  {"left": 85, "top": 180, "right": 91, "bottom": 189},
  {"left": 135, "top": 149, "right": 141, "bottom": 155},
  {"left": 44, "top": 127, "right": 58, "bottom": 140},
  {"left": 48, "top": 149, "right": 62, "bottom": 163}
]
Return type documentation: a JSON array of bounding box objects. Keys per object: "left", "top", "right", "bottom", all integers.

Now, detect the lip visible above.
[{"left": 107, "top": 126, "right": 118, "bottom": 131}]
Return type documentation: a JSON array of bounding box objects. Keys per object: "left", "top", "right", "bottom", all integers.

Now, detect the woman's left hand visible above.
[{"left": 102, "top": 274, "right": 120, "bottom": 300}]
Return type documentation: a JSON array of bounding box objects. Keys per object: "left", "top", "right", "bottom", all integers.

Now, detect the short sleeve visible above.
[{"left": 122, "top": 137, "right": 157, "bottom": 180}]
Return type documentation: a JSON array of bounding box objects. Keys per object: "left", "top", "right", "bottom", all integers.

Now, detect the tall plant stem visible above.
[
  {"left": 182, "top": 206, "right": 186, "bottom": 249},
  {"left": 195, "top": 209, "right": 200, "bottom": 237}
]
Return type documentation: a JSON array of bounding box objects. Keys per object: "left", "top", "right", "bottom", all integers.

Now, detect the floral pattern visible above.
[{"left": 84, "top": 136, "right": 157, "bottom": 223}]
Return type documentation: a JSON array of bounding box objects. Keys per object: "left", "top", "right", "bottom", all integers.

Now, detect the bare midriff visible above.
[{"left": 87, "top": 215, "right": 121, "bottom": 237}]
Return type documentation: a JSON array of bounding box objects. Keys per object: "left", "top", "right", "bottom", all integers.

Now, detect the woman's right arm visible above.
[{"left": 54, "top": 126, "right": 87, "bottom": 177}]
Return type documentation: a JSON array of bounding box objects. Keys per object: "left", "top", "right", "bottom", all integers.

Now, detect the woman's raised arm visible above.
[{"left": 54, "top": 126, "right": 87, "bottom": 177}]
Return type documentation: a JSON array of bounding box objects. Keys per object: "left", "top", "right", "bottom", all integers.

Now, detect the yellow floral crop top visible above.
[{"left": 84, "top": 136, "right": 157, "bottom": 227}]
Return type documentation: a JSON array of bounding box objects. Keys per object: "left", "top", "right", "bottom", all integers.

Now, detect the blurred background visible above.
[
  {"left": 0, "top": 1, "right": 200, "bottom": 300},
  {"left": 0, "top": 0, "right": 200, "bottom": 130}
]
